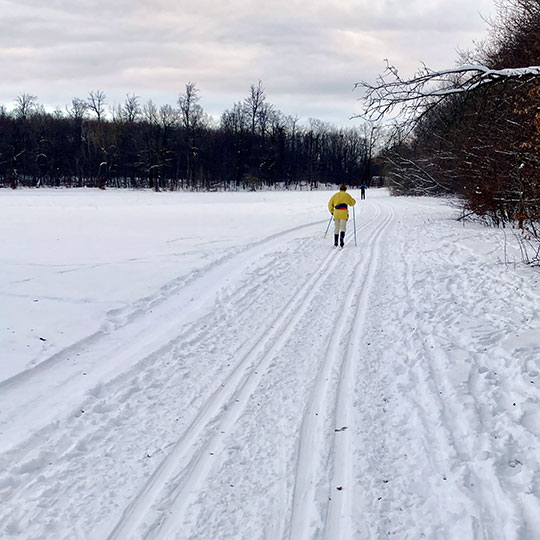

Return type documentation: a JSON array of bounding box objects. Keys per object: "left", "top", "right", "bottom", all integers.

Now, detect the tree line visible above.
[
  {"left": 0, "top": 82, "right": 380, "bottom": 191},
  {"left": 357, "top": 0, "right": 540, "bottom": 262}
]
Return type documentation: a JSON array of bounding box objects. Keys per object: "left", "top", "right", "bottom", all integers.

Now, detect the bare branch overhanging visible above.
[{"left": 354, "top": 61, "right": 540, "bottom": 124}]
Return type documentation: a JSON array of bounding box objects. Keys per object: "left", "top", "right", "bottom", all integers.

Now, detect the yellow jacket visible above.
[{"left": 328, "top": 191, "right": 356, "bottom": 220}]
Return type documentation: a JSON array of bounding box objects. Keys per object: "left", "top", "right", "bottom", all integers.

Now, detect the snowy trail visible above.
[
  {"left": 1, "top": 189, "right": 539, "bottom": 540},
  {"left": 287, "top": 204, "right": 393, "bottom": 540},
  {"left": 0, "top": 218, "right": 323, "bottom": 453},
  {"left": 391, "top": 219, "right": 540, "bottom": 539},
  {"left": 108, "top": 206, "right": 384, "bottom": 540},
  {"left": 107, "top": 231, "right": 343, "bottom": 539},
  {"left": 323, "top": 206, "right": 395, "bottom": 540}
]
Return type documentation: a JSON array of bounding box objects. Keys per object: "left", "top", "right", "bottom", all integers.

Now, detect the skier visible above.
[
  {"left": 359, "top": 183, "right": 367, "bottom": 200},
  {"left": 328, "top": 184, "right": 356, "bottom": 248}
]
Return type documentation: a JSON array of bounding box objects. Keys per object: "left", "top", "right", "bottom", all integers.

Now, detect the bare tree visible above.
[
  {"left": 14, "top": 93, "right": 39, "bottom": 119},
  {"left": 67, "top": 97, "right": 88, "bottom": 120},
  {"left": 245, "top": 80, "right": 266, "bottom": 136},
  {"left": 87, "top": 90, "right": 107, "bottom": 122},
  {"left": 256, "top": 101, "right": 276, "bottom": 141},
  {"left": 143, "top": 100, "right": 159, "bottom": 125},
  {"left": 158, "top": 104, "right": 178, "bottom": 129},
  {"left": 178, "top": 82, "right": 203, "bottom": 131},
  {"left": 122, "top": 93, "right": 141, "bottom": 123},
  {"left": 110, "top": 103, "right": 123, "bottom": 123},
  {"left": 177, "top": 83, "right": 205, "bottom": 187}
]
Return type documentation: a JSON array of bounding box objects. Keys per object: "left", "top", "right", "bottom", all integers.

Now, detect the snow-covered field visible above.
[{"left": 1, "top": 188, "right": 539, "bottom": 540}]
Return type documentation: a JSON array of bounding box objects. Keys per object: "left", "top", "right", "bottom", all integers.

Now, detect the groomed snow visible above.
[{"left": 1, "top": 188, "right": 539, "bottom": 539}]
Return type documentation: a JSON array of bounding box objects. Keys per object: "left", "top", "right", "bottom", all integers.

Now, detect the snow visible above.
[
  {"left": 438, "top": 64, "right": 540, "bottom": 78},
  {"left": 1, "top": 187, "right": 539, "bottom": 539}
]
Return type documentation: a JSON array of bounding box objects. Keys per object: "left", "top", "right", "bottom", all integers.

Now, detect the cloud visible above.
[{"left": 0, "top": 0, "right": 495, "bottom": 125}]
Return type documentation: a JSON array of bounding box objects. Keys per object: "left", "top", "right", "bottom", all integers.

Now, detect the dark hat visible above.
[{"left": 339, "top": 184, "right": 347, "bottom": 191}]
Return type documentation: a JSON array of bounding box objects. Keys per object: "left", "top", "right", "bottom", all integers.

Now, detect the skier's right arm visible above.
[{"left": 328, "top": 196, "right": 335, "bottom": 214}]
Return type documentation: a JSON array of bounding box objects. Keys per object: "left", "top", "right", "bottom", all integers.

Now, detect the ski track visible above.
[
  {"left": 0, "top": 206, "right": 378, "bottom": 539},
  {"left": 420, "top": 229, "right": 537, "bottom": 539},
  {"left": 0, "top": 217, "right": 333, "bottom": 538},
  {"left": 372, "top": 200, "right": 540, "bottom": 539},
  {"left": 323, "top": 205, "right": 395, "bottom": 540},
  {"left": 107, "top": 248, "right": 341, "bottom": 539},
  {"left": 3, "top": 217, "right": 324, "bottom": 389},
  {"left": 2, "top": 194, "right": 540, "bottom": 540},
  {"left": 107, "top": 206, "right": 383, "bottom": 540},
  {"left": 0, "top": 218, "right": 324, "bottom": 452},
  {"left": 286, "top": 203, "right": 394, "bottom": 540}
]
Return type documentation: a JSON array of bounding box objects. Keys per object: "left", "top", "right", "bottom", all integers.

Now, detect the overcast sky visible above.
[{"left": 1, "top": 0, "right": 496, "bottom": 127}]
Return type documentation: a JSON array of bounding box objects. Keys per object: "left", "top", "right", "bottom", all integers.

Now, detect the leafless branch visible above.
[{"left": 354, "top": 61, "right": 540, "bottom": 124}]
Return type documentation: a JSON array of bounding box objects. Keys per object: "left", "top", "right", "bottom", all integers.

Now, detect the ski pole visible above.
[
  {"left": 323, "top": 215, "right": 333, "bottom": 239},
  {"left": 353, "top": 206, "right": 357, "bottom": 246}
]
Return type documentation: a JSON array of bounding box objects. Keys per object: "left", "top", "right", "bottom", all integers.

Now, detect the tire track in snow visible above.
[
  {"left": 286, "top": 203, "right": 395, "bottom": 540},
  {"left": 105, "top": 226, "right": 352, "bottom": 540}
]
